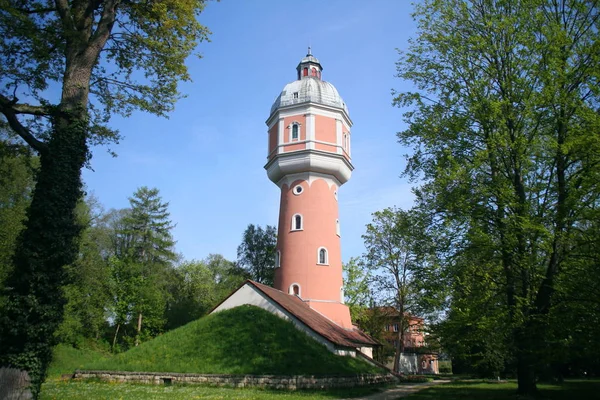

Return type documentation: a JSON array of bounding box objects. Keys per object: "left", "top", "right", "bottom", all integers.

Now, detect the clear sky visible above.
[{"left": 83, "top": 0, "right": 420, "bottom": 263}]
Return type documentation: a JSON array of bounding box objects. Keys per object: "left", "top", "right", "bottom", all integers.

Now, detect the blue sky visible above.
[{"left": 83, "top": 0, "right": 420, "bottom": 263}]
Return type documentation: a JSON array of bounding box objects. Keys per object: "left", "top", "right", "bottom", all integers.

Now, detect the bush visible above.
[
  {"left": 399, "top": 375, "right": 433, "bottom": 383},
  {"left": 439, "top": 360, "right": 453, "bottom": 374}
]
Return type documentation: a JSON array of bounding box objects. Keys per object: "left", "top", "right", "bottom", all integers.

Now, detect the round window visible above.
[{"left": 293, "top": 185, "right": 303, "bottom": 195}]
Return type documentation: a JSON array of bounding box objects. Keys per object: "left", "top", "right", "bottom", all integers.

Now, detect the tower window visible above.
[
  {"left": 340, "top": 286, "right": 345, "bottom": 303},
  {"left": 289, "top": 283, "right": 301, "bottom": 296},
  {"left": 317, "top": 247, "right": 328, "bottom": 265},
  {"left": 275, "top": 250, "right": 281, "bottom": 268},
  {"left": 303, "top": 67, "right": 308, "bottom": 77},
  {"left": 291, "top": 214, "right": 303, "bottom": 231},
  {"left": 292, "top": 124, "right": 299, "bottom": 140},
  {"left": 293, "top": 92, "right": 299, "bottom": 99},
  {"left": 311, "top": 67, "right": 317, "bottom": 76},
  {"left": 336, "top": 219, "right": 340, "bottom": 236},
  {"left": 293, "top": 185, "right": 303, "bottom": 195}
]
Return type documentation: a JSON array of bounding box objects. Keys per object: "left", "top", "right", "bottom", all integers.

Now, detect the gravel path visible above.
[{"left": 344, "top": 380, "right": 451, "bottom": 400}]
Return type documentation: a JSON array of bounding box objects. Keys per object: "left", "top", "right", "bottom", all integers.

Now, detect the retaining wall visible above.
[{"left": 73, "top": 370, "right": 397, "bottom": 389}]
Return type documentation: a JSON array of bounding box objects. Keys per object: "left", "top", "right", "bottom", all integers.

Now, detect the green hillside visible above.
[{"left": 84, "top": 305, "right": 381, "bottom": 375}]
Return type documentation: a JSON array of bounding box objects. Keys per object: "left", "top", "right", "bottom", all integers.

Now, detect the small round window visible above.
[{"left": 293, "top": 185, "right": 303, "bottom": 195}]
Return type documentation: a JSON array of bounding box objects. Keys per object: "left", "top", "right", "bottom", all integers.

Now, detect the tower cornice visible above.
[
  {"left": 267, "top": 100, "right": 352, "bottom": 129},
  {"left": 264, "top": 149, "right": 354, "bottom": 186}
]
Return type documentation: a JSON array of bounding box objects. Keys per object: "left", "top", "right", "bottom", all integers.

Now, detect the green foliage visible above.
[
  {"left": 438, "top": 360, "right": 452, "bottom": 374},
  {"left": 165, "top": 254, "right": 249, "bottom": 330},
  {"left": 0, "top": 137, "right": 37, "bottom": 284},
  {"left": 398, "top": 375, "right": 433, "bottom": 383},
  {"left": 394, "top": 0, "right": 600, "bottom": 393},
  {"left": 0, "top": 1, "right": 211, "bottom": 396},
  {"left": 85, "top": 305, "right": 382, "bottom": 375},
  {"left": 109, "top": 187, "right": 177, "bottom": 348},
  {"left": 343, "top": 257, "right": 371, "bottom": 323},
  {"left": 56, "top": 196, "right": 112, "bottom": 346},
  {"left": 237, "top": 224, "right": 277, "bottom": 285}
]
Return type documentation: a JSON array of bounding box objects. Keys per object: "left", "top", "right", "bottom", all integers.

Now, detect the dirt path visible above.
[{"left": 344, "top": 380, "right": 451, "bottom": 400}]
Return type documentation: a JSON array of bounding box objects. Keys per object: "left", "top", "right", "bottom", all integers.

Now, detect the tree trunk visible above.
[
  {"left": 135, "top": 313, "right": 143, "bottom": 347},
  {"left": 112, "top": 323, "right": 121, "bottom": 353},
  {"left": 0, "top": 116, "right": 88, "bottom": 399}
]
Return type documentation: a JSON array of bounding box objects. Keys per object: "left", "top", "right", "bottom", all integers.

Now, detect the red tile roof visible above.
[{"left": 247, "top": 281, "right": 378, "bottom": 348}]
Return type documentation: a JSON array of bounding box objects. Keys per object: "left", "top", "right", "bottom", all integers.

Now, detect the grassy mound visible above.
[
  {"left": 84, "top": 305, "right": 381, "bottom": 375},
  {"left": 48, "top": 344, "right": 110, "bottom": 378}
]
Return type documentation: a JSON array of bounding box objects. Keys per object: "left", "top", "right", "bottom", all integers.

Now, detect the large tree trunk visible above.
[{"left": 0, "top": 116, "right": 88, "bottom": 398}]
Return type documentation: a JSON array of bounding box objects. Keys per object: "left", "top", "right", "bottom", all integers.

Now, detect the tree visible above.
[
  {"left": 394, "top": 0, "right": 599, "bottom": 394},
  {"left": 114, "top": 187, "right": 177, "bottom": 347},
  {"left": 236, "top": 224, "right": 277, "bottom": 285},
  {"left": 165, "top": 254, "right": 249, "bottom": 330},
  {"left": 362, "top": 207, "right": 439, "bottom": 372},
  {"left": 0, "top": 1, "right": 210, "bottom": 395},
  {"left": 0, "top": 134, "right": 37, "bottom": 284},
  {"left": 342, "top": 257, "right": 372, "bottom": 323},
  {"left": 55, "top": 195, "right": 112, "bottom": 347}
]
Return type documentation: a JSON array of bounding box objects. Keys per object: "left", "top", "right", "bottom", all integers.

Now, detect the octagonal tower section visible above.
[{"left": 264, "top": 49, "right": 354, "bottom": 328}]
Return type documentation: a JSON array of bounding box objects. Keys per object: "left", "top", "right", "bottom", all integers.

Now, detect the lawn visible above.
[
  {"left": 40, "top": 380, "right": 384, "bottom": 400},
  {"left": 404, "top": 379, "right": 600, "bottom": 400}
]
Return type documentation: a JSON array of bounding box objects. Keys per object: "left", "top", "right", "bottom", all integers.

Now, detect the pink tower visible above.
[{"left": 265, "top": 49, "right": 354, "bottom": 328}]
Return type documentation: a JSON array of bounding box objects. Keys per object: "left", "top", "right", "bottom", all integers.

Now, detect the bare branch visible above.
[{"left": 0, "top": 95, "right": 49, "bottom": 153}]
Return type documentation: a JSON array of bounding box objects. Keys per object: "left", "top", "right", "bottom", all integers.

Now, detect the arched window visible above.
[
  {"left": 289, "top": 283, "right": 301, "bottom": 296},
  {"left": 275, "top": 250, "right": 281, "bottom": 268},
  {"left": 317, "top": 247, "right": 328, "bottom": 265},
  {"left": 311, "top": 67, "right": 317, "bottom": 76},
  {"left": 292, "top": 124, "right": 299, "bottom": 140},
  {"left": 336, "top": 219, "right": 340, "bottom": 236},
  {"left": 291, "top": 214, "right": 303, "bottom": 231},
  {"left": 303, "top": 67, "right": 308, "bottom": 76}
]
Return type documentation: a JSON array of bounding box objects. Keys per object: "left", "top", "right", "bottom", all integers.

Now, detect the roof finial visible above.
[{"left": 307, "top": 46, "right": 312, "bottom": 56}]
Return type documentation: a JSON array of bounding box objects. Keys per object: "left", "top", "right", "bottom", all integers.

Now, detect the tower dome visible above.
[{"left": 270, "top": 48, "right": 349, "bottom": 116}]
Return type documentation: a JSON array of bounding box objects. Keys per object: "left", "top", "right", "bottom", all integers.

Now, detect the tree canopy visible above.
[
  {"left": 394, "top": 0, "right": 600, "bottom": 394},
  {"left": 0, "top": 1, "right": 211, "bottom": 397}
]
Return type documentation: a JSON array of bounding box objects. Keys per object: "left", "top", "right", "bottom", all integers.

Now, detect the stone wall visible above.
[{"left": 73, "top": 370, "right": 396, "bottom": 390}]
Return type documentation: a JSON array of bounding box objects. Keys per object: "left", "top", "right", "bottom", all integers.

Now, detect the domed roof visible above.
[
  {"left": 270, "top": 49, "right": 348, "bottom": 115},
  {"left": 270, "top": 79, "right": 348, "bottom": 115}
]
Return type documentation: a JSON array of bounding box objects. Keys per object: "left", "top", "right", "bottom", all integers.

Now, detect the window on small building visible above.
[
  {"left": 291, "top": 214, "right": 303, "bottom": 231},
  {"left": 393, "top": 323, "right": 399, "bottom": 332},
  {"left": 317, "top": 247, "right": 328, "bottom": 265},
  {"left": 292, "top": 124, "right": 299, "bottom": 140}
]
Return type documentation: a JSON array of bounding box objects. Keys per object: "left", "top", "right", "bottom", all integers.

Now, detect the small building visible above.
[{"left": 371, "top": 307, "right": 439, "bottom": 374}]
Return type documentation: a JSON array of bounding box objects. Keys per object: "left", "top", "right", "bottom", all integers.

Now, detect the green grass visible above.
[
  {"left": 40, "top": 380, "right": 384, "bottom": 400},
  {"left": 47, "top": 344, "right": 111, "bottom": 378},
  {"left": 404, "top": 379, "right": 600, "bottom": 399},
  {"left": 82, "top": 305, "right": 381, "bottom": 375}
]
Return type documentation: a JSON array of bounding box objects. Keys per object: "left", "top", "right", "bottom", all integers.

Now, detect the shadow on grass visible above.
[{"left": 404, "top": 379, "right": 600, "bottom": 400}]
